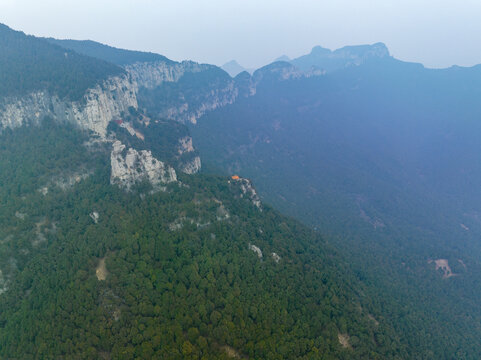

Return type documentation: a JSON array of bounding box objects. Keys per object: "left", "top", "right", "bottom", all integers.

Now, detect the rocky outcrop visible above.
[
  {"left": 177, "top": 136, "right": 202, "bottom": 174},
  {"left": 0, "top": 75, "right": 138, "bottom": 137},
  {"left": 76, "top": 76, "right": 138, "bottom": 136},
  {"left": 110, "top": 141, "right": 177, "bottom": 190},
  {"left": 248, "top": 244, "right": 263, "bottom": 259},
  {"left": 90, "top": 211, "right": 100, "bottom": 224},
  {"left": 428, "top": 259, "right": 457, "bottom": 279},
  {"left": 238, "top": 178, "right": 262, "bottom": 209},
  {"left": 178, "top": 136, "right": 195, "bottom": 154},
  {"left": 180, "top": 156, "right": 202, "bottom": 175},
  {"left": 271, "top": 252, "right": 281, "bottom": 263}
]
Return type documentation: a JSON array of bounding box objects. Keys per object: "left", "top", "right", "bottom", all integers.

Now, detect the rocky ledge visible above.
[{"left": 110, "top": 141, "right": 177, "bottom": 190}]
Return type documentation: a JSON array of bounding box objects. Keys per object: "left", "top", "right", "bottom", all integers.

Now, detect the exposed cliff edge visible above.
[
  {"left": 129, "top": 59, "right": 324, "bottom": 125},
  {"left": 230, "top": 176, "right": 262, "bottom": 210},
  {"left": 0, "top": 38, "right": 330, "bottom": 190},
  {"left": 125, "top": 60, "right": 209, "bottom": 90},
  {"left": 0, "top": 75, "right": 137, "bottom": 137},
  {"left": 31, "top": 38, "right": 324, "bottom": 129},
  {"left": 110, "top": 140, "right": 177, "bottom": 190},
  {"left": 130, "top": 61, "right": 240, "bottom": 124},
  {"left": 0, "top": 36, "right": 329, "bottom": 187},
  {"left": 180, "top": 155, "right": 202, "bottom": 175},
  {"left": 177, "top": 136, "right": 202, "bottom": 174},
  {"left": 155, "top": 81, "right": 238, "bottom": 125}
]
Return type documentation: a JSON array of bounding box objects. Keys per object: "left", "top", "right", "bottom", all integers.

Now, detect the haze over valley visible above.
[{"left": 0, "top": 3, "right": 481, "bottom": 358}]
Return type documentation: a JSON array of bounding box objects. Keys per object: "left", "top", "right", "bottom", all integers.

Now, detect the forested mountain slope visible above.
[
  {"left": 0, "top": 121, "right": 404, "bottom": 359},
  {"left": 0, "top": 24, "right": 122, "bottom": 101},
  {"left": 46, "top": 38, "right": 174, "bottom": 66},
  {"left": 0, "top": 24, "right": 409, "bottom": 359},
  {"left": 2, "top": 23, "right": 481, "bottom": 358},
  {"left": 191, "top": 53, "right": 481, "bottom": 358}
]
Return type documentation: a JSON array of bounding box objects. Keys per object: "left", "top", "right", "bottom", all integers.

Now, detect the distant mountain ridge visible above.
[
  {"left": 289, "top": 42, "right": 391, "bottom": 72},
  {"left": 221, "top": 60, "right": 247, "bottom": 77},
  {"left": 221, "top": 60, "right": 255, "bottom": 77},
  {"left": 45, "top": 38, "right": 174, "bottom": 66}
]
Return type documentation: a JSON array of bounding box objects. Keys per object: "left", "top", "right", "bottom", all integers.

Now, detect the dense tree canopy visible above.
[
  {"left": 0, "top": 122, "right": 404, "bottom": 359},
  {"left": 0, "top": 24, "right": 122, "bottom": 101}
]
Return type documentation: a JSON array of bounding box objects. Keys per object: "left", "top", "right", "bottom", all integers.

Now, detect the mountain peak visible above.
[
  {"left": 223, "top": 59, "right": 241, "bottom": 67},
  {"left": 221, "top": 60, "right": 247, "bottom": 77},
  {"left": 310, "top": 45, "right": 332, "bottom": 56},
  {"left": 291, "top": 42, "right": 391, "bottom": 72},
  {"left": 309, "top": 42, "right": 390, "bottom": 58},
  {"left": 274, "top": 54, "right": 291, "bottom": 62},
  {"left": 333, "top": 42, "right": 390, "bottom": 58}
]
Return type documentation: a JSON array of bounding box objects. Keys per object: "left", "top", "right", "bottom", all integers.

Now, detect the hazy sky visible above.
[{"left": 1, "top": 0, "right": 481, "bottom": 69}]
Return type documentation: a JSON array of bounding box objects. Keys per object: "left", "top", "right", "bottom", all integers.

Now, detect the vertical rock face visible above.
[
  {"left": 177, "top": 136, "right": 202, "bottom": 174},
  {"left": 0, "top": 58, "right": 245, "bottom": 135},
  {"left": 72, "top": 76, "right": 138, "bottom": 136},
  {"left": 0, "top": 75, "right": 138, "bottom": 137},
  {"left": 125, "top": 60, "right": 209, "bottom": 90},
  {"left": 159, "top": 81, "right": 238, "bottom": 125},
  {"left": 110, "top": 141, "right": 177, "bottom": 190},
  {"left": 180, "top": 156, "right": 202, "bottom": 175},
  {"left": 128, "top": 61, "right": 240, "bottom": 124},
  {"left": 0, "top": 57, "right": 237, "bottom": 188}
]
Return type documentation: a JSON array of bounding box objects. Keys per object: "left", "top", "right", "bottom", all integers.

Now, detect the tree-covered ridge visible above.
[
  {"left": 0, "top": 24, "right": 123, "bottom": 101},
  {"left": 0, "top": 122, "right": 404, "bottom": 359},
  {"left": 191, "top": 58, "right": 481, "bottom": 358},
  {"left": 45, "top": 38, "right": 174, "bottom": 66}
]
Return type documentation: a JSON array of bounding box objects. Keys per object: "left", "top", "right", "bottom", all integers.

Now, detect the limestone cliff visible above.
[
  {"left": 110, "top": 140, "right": 177, "bottom": 190},
  {"left": 128, "top": 61, "right": 239, "bottom": 124},
  {"left": 162, "top": 81, "right": 238, "bottom": 125},
  {"left": 180, "top": 156, "right": 202, "bottom": 175},
  {"left": 0, "top": 55, "right": 238, "bottom": 183},
  {"left": 177, "top": 136, "right": 202, "bottom": 174},
  {"left": 0, "top": 75, "right": 138, "bottom": 137},
  {"left": 125, "top": 60, "right": 209, "bottom": 90}
]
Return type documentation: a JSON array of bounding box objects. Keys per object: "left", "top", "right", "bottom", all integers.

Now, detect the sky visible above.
[{"left": 1, "top": 0, "right": 481, "bottom": 69}]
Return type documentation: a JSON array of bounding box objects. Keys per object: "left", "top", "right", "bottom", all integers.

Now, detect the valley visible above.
[{"left": 0, "top": 22, "right": 480, "bottom": 359}]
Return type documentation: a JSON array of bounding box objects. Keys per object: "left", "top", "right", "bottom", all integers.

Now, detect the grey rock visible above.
[{"left": 110, "top": 141, "right": 177, "bottom": 190}]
